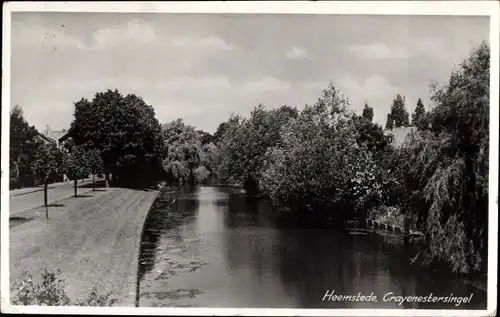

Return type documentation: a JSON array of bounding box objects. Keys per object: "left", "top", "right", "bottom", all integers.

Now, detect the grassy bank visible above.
[{"left": 9, "top": 186, "right": 159, "bottom": 306}]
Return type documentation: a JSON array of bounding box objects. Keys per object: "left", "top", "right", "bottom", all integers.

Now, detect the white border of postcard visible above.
[{"left": 1, "top": 1, "right": 498, "bottom": 316}]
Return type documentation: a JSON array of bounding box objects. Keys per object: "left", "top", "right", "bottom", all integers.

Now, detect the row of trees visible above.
[
  {"left": 10, "top": 108, "right": 105, "bottom": 218},
  {"left": 9, "top": 41, "right": 489, "bottom": 275},
  {"left": 206, "top": 42, "right": 490, "bottom": 274},
  {"left": 385, "top": 95, "right": 429, "bottom": 130},
  {"left": 10, "top": 89, "right": 218, "bottom": 218}
]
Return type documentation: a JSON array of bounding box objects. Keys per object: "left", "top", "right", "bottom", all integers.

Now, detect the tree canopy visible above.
[
  {"left": 162, "top": 119, "right": 207, "bottom": 185},
  {"left": 411, "top": 98, "right": 429, "bottom": 130},
  {"left": 10, "top": 106, "right": 40, "bottom": 186},
  {"left": 362, "top": 103, "right": 374, "bottom": 122},
  {"left": 214, "top": 104, "right": 298, "bottom": 192},
  {"left": 398, "top": 41, "right": 489, "bottom": 273},
  {"left": 67, "top": 90, "right": 165, "bottom": 187},
  {"left": 386, "top": 94, "right": 410, "bottom": 129}
]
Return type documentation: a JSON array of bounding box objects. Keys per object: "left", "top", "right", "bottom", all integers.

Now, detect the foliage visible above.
[
  {"left": 259, "top": 84, "right": 360, "bottom": 213},
  {"left": 200, "top": 142, "right": 219, "bottom": 174},
  {"left": 75, "top": 287, "right": 118, "bottom": 307},
  {"left": 362, "top": 103, "right": 374, "bottom": 122},
  {"left": 11, "top": 269, "right": 71, "bottom": 306},
  {"left": 30, "top": 139, "right": 64, "bottom": 185},
  {"left": 212, "top": 121, "right": 230, "bottom": 145},
  {"left": 11, "top": 269, "right": 116, "bottom": 307},
  {"left": 353, "top": 114, "right": 390, "bottom": 152},
  {"left": 85, "top": 148, "right": 104, "bottom": 177},
  {"left": 67, "top": 90, "right": 165, "bottom": 187},
  {"left": 10, "top": 106, "right": 40, "bottom": 187},
  {"left": 385, "top": 94, "right": 410, "bottom": 129},
  {"left": 368, "top": 206, "right": 406, "bottom": 229},
  {"left": 215, "top": 104, "right": 298, "bottom": 191},
  {"left": 385, "top": 113, "right": 393, "bottom": 130},
  {"left": 411, "top": 98, "right": 429, "bottom": 130},
  {"left": 62, "top": 141, "right": 90, "bottom": 182},
  {"left": 196, "top": 130, "right": 213, "bottom": 145},
  {"left": 396, "top": 42, "right": 489, "bottom": 273},
  {"left": 162, "top": 119, "right": 213, "bottom": 185},
  {"left": 194, "top": 165, "right": 211, "bottom": 184}
]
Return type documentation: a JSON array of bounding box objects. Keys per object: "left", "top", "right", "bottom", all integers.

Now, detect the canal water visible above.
[{"left": 137, "top": 186, "right": 486, "bottom": 309}]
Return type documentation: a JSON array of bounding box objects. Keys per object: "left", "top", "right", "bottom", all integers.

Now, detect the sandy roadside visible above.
[{"left": 9, "top": 186, "right": 160, "bottom": 306}]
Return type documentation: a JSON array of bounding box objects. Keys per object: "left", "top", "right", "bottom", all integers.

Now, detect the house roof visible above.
[
  {"left": 59, "top": 132, "right": 70, "bottom": 143},
  {"left": 35, "top": 131, "right": 56, "bottom": 144}
]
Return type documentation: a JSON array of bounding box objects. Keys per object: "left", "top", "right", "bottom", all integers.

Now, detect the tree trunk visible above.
[
  {"left": 17, "top": 156, "right": 21, "bottom": 180},
  {"left": 44, "top": 182, "right": 48, "bottom": 219},
  {"left": 105, "top": 171, "right": 110, "bottom": 188},
  {"left": 74, "top": 179, "right": 78, "bottom": 197},
  {"left": 93, "top": 174, "right": 95, "bottom": 191}
]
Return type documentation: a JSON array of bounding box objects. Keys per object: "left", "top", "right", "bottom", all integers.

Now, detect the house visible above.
[
  {"left": 43, "top": 126, "right": 69, "bottom": 148},
  {"left": 42, "top": 126, "right": 71, "bottom": 182},
  {"left": 383, "top": 126, "right": 417, "bottom": 148}
]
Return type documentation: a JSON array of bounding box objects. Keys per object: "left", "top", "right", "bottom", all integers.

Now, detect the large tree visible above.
[
  {"left": 386, "top": 94, "right": 410, "bottom": 128},
  {"left": 86, "top": 149, "right": 104, "bottom": 191},
  {"left": 353, "top": 114, "right": 390, "bottom": 153},
  {"left": 62, "top": 144, "right": 90, "bottom": 198},
  {"left": 362, "top": 103, "right": 374, "bottom": 122},
  {"left": 399, "top": 42, "right": 490, "bottom": 273},
  {"left": 259, "top": 83, "right": 363, "bottom": 215},
  {"left": 215, "top": 104, "right": 298, "bottom": 193},
  {"left": 30, "top": 139, "right": 64, "bottom": 219},
  {"left": 385, "top": 113, "right": 394, "bottom": 130},
  {"left": 411, "top": 98, "right": 429, "bottom": 130},
  {"left": 67, "top": 90, "right": 165, "bottom": 187},
  {"left": 10, "top": 105, "right": 39, "bottom": 188},
  {"left": 162, "top": 119, "right": 204, "bottom": 185}
]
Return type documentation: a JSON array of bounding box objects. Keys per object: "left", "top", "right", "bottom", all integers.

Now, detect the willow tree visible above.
[
  {"left": 162, "top": 119, "right": 204, "bottom": 185},
  {"left": 401, "top": 42, "right": 490, "bottom": 274}
]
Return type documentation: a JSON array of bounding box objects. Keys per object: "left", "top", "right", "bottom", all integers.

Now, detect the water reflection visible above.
[
  {"left": 138, "top": 186, "right": 486, "bottom": 309},
  {"left": 138, "top": 186, "right": 199, "bottom": 281}
]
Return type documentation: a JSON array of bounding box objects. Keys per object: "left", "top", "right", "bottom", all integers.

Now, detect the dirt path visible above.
[{"left": 9, "top": 187, "right": 159, "bottom": 306}]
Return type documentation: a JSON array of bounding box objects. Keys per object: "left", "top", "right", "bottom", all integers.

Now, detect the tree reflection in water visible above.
[{"left": 138, "top": 186, "right": 487, "bottom": 309}]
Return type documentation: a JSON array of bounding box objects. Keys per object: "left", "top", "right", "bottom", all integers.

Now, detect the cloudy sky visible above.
[{"left": 10, "top": 13, "right": 489, "bottom": 133}]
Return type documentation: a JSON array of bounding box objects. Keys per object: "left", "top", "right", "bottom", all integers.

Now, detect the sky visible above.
[{"left": 10, "top": 13, "right": 489, "bottom": 134}]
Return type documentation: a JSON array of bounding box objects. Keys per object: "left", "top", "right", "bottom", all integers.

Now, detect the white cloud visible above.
[
  {"left": 170, "top": 36, "right": 239, "bottom": 51},
  {"left": 154, "top": 100, "right": 205, "bottom": 119},
  {"left": 286, "top": 46, "right": 309, "bottom": 60},
  {"left": 303, "top": 81, "right": 330, "bottom": 92},
  {"left": 336, "top": 74, "right": 400, "bottom": 123},
  {"left": 155, "top": 76, "right": 232, "bottom": 91},
  {"left": 241, "top": 77, "right": 291, "bottom": 93},
  {"left": 413, "top": 38, "right": 465, "bottom": 61},
  {"left": 51, "top": 76, "right": 232, "bottom": 94},
  {"left": 91, "top": 19, "right": 157, "bottom": 50},
  {"left": 15, "top": 25, "right": 86, "bottom": 50},
  {"left": 348, "top": 43, "right": 411, "bottom": 59},
  {"left": 338, "top": 74, "right": 396, "bottom": 96}
]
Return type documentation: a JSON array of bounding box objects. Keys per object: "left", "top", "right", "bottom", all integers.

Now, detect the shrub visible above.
[
  {"left": 11, "top": 269, "right": 71, "bottom": 306},
  {"left": 11, "top": 269, "right": 116, "bottom": 307}
]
